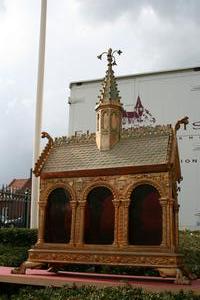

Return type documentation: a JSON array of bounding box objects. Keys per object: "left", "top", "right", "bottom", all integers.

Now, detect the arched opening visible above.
[
  {"left": 44, "top": 188, "right": 72, "bottom": 243},
  {"left": 129, "top": 184, "right": 162, "bottom": 245},
  {"left": 84, "top": 186, "right": 114, "bottom": 244}
]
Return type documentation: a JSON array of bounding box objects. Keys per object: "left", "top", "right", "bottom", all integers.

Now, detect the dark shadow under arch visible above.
[
  {"left": 84, "top": 186, "right": 114, "bottom": 245},
  {"left": 44, "top": 188, "right": 72, "bottom": 243},
  {"left": 129, "top": 184, "right": 162, "bottom": 245}
]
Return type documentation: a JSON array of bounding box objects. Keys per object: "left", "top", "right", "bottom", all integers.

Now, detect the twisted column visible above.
[
  {"left": 69, "top": 201, "right": 77, "bottom": 245},
  {"left": 120, "top": 199, "right": 130, "bottom": 247},
  {"left": 112, "top": 199, "right": 120, "bottom": 246},
  {"left": 159, "top": 197, "right": 168, "bottom": 247},
  {"left": 76, "top": 201, "right": 86, "bottom": 246}
]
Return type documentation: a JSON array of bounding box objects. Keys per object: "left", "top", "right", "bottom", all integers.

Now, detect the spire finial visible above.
[
  {"left": 97, "top": 48, "right": 122, "bottom": 67},
  {"left": 96, "top": 48, "right": 123, "bottom": 104}
]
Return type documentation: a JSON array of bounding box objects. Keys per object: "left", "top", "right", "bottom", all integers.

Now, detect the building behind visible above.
[{"left": 68, "top": 66, "right": 200, "bottom": 230}]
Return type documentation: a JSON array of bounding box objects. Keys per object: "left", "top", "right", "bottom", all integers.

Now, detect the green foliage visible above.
[
  {"left": 0, "top": 285, "right": 199, "bottom": 300},
  {"left": 63, "top": 264, "right": 159, "bottom": 276},
  {"left": 0, "top": 244, "right": 29, "bottom": 267},
  {"left": 0, "top": 228, "right": 37, "bottom": 267},
  {"left": 0, "top": 228, "right": 37, "bottom": 246},
  {"left": 179, "top": 230, "right": 200, "bottom": 277}
]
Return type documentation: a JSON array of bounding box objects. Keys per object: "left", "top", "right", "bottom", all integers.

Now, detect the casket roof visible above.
[{"left": 34, "top": 125, "right": 180, "bottom": 179}]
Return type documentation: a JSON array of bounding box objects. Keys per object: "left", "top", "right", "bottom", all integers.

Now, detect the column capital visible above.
[
  {"left": 78, "top": 201, "right": 86, "bottom": 208},
  {"left": 112, "top": 199, "right": 120, "bottom": 207},
  {"left": 70, "top": 201, "right": 77, "bottom": 208},
  {"left": 159, "top": 197, "right": 168, "bottom": 201},
  {"left": 159, "top": 197, "right": 168, "bottom": 206},
  {"left": 121, "top": 199, "right": 130, "bottom": 208}
]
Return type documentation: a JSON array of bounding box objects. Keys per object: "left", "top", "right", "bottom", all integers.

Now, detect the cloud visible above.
[
  {"left": 75, "top": 0, "right": 143, "bottom": 23},
  {"left": 0, "top": 94, "right": 34, "bottom": 184},
  {"left": 0, "top": 1, "right": 39, "bottom": 184},
  {"left": 73, "top": 0, "right": 200, "bottom": 72},
  {"left": 75, "top": 0, "right": 200, "bottom": 24},
  {"left": 151, "top": 0, "right": 200, "bottom": 23},
  {"left": 0, "top": 1, "right": 39, "bottom": 68},
  {"left": 0, "top": 0, "right": 5, "bottom": 12}
]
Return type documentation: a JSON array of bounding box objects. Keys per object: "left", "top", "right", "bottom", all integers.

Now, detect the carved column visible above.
[
  {"left": 120, "top": 199, "right": 130, "bottom": 247},
  {"left": 69, "top": 201, "right": 77, "bottom": 246},
  {"left": 159, "top": 197, "right": 168, "bottom": 247},
  {"left": 174, "top": 202, "right": 179, "bottom": 250},
  {"left": 168, "top": 198, "right": 175, "bottom": 251},
  {"left": 37, "top": 201, "right": 46, "bottom": 245},
  {"left": 76, "top": 201, "right": 86, "bottom": 246},
  {"left": 116, "top": 200, "right": 124, "bottom": 247},
  {"left": 112, "top": 199, "right": 120, "bottom": 246}
]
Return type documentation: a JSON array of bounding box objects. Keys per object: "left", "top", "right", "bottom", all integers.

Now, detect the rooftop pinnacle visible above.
[{"left": 97, "top": 48, "right": 122, "bottom": 104}]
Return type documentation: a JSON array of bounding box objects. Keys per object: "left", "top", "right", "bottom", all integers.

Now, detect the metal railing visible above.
[{"left": 0, "top": 186, "right": 31, "bottom": 228}]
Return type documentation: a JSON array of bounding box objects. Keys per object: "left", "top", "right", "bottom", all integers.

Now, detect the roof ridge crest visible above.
[
  {"left": 54, "top": 133, "right": 96, "bottom": 145},
  {"left": 121, "top": 125, "right": 172, "bottom": 138}
]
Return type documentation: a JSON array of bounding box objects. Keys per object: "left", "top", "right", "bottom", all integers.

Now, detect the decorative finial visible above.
[
  {"left": 175, "top": 116, "right": 189, "bottom": 132},
  {"left": 97, "top": 48, "right": 122, "bottom": 66}
]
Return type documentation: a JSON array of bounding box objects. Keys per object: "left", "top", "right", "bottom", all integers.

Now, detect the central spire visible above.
[
  {"left": 97, "top": 48, "right": 122, "bottom": 104},
  {"left": 96, "top": 48, "right": 123, "bottom": 151}
]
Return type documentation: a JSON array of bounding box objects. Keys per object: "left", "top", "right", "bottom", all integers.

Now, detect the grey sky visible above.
[
  {"left": 0, "top": 0, "right": 199, "bottom": 184},
  {"left": 76, "top": 0, "right": 200, "bottom": 23}
]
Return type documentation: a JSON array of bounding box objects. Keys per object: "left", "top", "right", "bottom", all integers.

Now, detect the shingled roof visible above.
[{"left": 37, "top": 125, "right": 174, "bottom": 176}]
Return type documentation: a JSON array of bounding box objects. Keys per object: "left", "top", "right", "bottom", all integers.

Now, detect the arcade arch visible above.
[
  {"left": 84, "top": 186, "right": 115, "bottom": 245},
  {"left": 44, "top": 187, "right": 72, "bottom": 243},
  {"left": 128, "top": 184, "right": 162, "bottom": 245}
]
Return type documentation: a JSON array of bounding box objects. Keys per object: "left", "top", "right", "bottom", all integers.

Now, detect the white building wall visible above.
[{"left": 68, "top": 68, "right": 200, "bottom": 229}]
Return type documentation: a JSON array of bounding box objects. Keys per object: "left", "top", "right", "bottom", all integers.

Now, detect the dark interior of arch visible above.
[
  {"left": 44, "top": 188, "right": 72, "bottom": 243},
  {"left": 84, "top": 186, "right": 114, "bottom": 244},
  {"left": 129, "top": 184, "right": 162, "bottom": 245}
]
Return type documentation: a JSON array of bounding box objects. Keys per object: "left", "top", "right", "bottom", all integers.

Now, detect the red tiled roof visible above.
[{"left": 8, "top": 178, "right": 31, "bottom": 191}]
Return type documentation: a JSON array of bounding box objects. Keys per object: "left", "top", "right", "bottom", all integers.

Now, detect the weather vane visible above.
[{"left": 97, "top": 48, "right": 122, "bottom": 66}]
